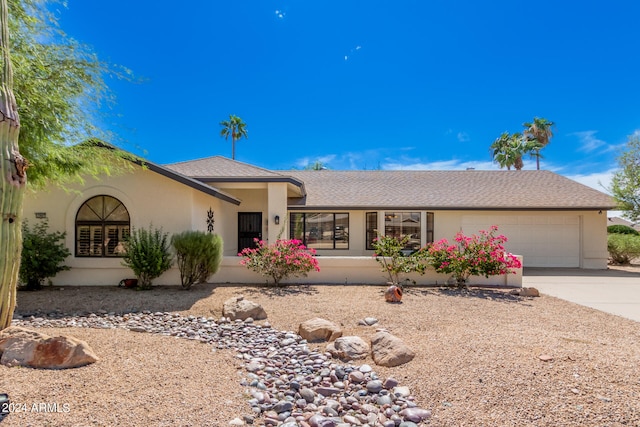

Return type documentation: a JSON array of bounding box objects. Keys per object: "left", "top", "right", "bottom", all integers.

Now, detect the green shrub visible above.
[
  {"left": 121, "top": 225, "right": 172, "bottom": 290},
  {"left": 172, "top": 231, "right": 223, "bottom": 289},
  {"left": 607, "top": 233, "right": 640, "bottom": 265},
  {"left": 372, "top": 234, "right": 428, "bottom": 287},
  {"left": 20, "top": 221, "right": 71, "bottom": 290},
  {"left": 607, "top": 224, "right": 639, "bottom": 235}
]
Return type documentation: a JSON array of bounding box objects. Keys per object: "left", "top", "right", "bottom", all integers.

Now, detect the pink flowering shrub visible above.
[
  {"left": 239, "top": 239, "right": 320, "bottom": 286},
  {"left": 427, "top": 226, "right": 522, "bottom": 288}
]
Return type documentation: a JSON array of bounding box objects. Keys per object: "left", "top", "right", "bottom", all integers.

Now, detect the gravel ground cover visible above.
[{"left": 1, "top": 276, "right": 640, "bottom": 426}]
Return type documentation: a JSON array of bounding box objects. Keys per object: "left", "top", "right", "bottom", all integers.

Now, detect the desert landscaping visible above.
[{"left": 1, "top": 276, "right": 640, "bottom": 427}]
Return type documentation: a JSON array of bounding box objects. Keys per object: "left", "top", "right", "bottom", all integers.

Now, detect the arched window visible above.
[{"left": 76, "top": 195, "right": 130, "bottom": 257}]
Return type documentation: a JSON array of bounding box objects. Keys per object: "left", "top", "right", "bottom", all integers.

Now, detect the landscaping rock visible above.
[
  {"left": 222, "top": 296, "right": 267, "bottom": 321},
  {"left": 0, "top": 326, "right": 98, "bottom": 369},
  {"left": 509, "top": 287, "right": 540, "bottom": 297},
  {"left": 298, "top": 318, "right": 342, "bottom": 342},
  {"left": 326, "top": 336, "right": 370, "bottom": 361},
  {"left": 371, "top": 331, "right": 415, "bottom": 367}
]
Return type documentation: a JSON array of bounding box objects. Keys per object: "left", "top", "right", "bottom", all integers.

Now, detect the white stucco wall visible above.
[{"left": 22, "top": 167, "right": 227, "bottom": 286}]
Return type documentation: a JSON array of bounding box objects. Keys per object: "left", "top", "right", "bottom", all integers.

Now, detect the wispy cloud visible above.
[
  {"left": 344, "top": 45, "right": 362, "bottom": 61},
  {"left": 382, "top": 159, "right": 497, "bottom": 171},
  {"left": 295, "top": 154, "right": 336, "bottom": 168},
  {"left": 457, "top": 132, "right": 470, "bottom": 142},
  {"left": 570, "top": 130, "right": 608, "bottom": 152},
  {"left": 565, "top": 169, "right": 617, "bottom": 194}
]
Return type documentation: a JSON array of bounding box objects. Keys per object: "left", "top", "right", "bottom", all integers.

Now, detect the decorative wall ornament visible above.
[{"left": 207, "top": 207, "right": 215, "bottom": 233}]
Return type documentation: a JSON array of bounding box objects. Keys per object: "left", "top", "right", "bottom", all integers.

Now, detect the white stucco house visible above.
[{"left": 23, "top": 154, "right": 616, "bottom": 287}]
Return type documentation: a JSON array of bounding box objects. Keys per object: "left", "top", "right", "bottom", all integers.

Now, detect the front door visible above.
[{"left": 238, "top": 212, "right": 262, "bottom": 252}]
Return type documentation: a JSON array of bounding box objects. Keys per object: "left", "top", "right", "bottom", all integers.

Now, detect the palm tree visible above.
[
  {"left": 523, "top": 117, "right": 555, "bottom": 170},
  {"left": 219, "top": 114, "right": 248, "bottom": 160},
  {"left": 491, "top": 132, "right": 525, "bottom": 170}
]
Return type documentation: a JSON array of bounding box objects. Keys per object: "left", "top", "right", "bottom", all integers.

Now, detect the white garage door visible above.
[{"left": 461, "top": 215, "right": 581, "bottom": 267}]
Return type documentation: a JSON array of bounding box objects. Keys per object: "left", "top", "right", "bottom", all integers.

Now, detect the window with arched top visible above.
[{"left": 76, "top": 195, "right": 130, "bottom": 257}]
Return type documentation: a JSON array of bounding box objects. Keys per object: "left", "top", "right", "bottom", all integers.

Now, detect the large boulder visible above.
[
  {"left": 326, "top": 336, "right": 370, "bottom": 361},
  {"left": 298, "top": 318, "right": 342, "bottom": 342},
  {"left": 0, "top": 326, "right": 98, "bottom": 369},
  {"left": 222, "top": 296, "right": 267, "bottom": 321},
  {"left": 371, "top": 331, "right": 415, "bottom": 367}
]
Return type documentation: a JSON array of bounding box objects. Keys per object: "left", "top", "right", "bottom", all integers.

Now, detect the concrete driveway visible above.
[{"left": 523, "top": 267, "right": 640, "bottom": 322}]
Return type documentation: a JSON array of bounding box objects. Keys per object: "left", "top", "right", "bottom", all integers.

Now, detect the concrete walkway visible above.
[{"left": 523, "top": 268, "right": 640, "bottom": 322}]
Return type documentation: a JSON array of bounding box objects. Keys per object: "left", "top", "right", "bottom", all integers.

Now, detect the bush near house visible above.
[
  {"left": 121, "top": 225, "right": 172, "bottom": 290},
  {"left": 607, "top": 224, "right": 639, "bottom": 235},
  {"left": 239, "top": 239, "right": 320, "bottom": 287},
  {"left": 372, "top": 234, "right": 428, "bottom": 287},
  {"left": 426, "top": 226, "right": 522, "bottom": 289},
  {"left": 607, "top": 233, "right": 640, "bottom": 265},
  {"left": 20, "top": 221, "right": 71, "bottom": 290},
  {"left": 172, "top": 231, "right": 223, "bottom": 289}
]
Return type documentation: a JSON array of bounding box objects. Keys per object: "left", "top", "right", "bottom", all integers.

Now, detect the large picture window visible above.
[
  {"left": 290, "top": 213, "right": 349, "bottom": 249},
  {"left": 76, "top": 195, "right": 130, "bottom": 257},
  {"left": 368, "top": 211, "right": 435, "bottom": 251}
]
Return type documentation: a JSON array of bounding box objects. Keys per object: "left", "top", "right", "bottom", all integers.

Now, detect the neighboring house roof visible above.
[
  {"left": 285, "top": 170, "right": 617, "bottom": 210},
  {"left": 608, "top": 216, "right": 640, "bottom": 230}
]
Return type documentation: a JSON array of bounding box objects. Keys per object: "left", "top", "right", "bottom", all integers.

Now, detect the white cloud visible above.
[
  {"left": 570, "top": 130, "right": 607, "bottom": 152},
  {"left": 382, "top": 159, "right": 498, "bottom": 171},
  {"left": 457, "top": 132, "right": 470, "bottom": 143},
  {"left": 275, "top": 10, "right": 285, "bottom": 19},
  {"left": 565, "top": 169, "right": 616, "bottom": 194}
]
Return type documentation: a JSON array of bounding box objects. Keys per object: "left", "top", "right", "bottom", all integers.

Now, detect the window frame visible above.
[
  {"left": 289, "top": 212, "right": 349, "bottom": 250},
  {"left": 75, "top": 195, "right": 130, "bottom": 258}
]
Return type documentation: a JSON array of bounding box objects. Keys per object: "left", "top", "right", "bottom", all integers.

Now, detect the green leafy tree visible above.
[
  {"left": 523, "top": 117, "right": 555, "bottom": 170},
  {"left": 0, "top": 0, "right": 24, "bottom": 329},
  {"left": 122, "top": 225, "right": 173, "bottom": 290},
  {"left": 611, "top": 135, "right": 640, "bottom": 223},
  {"left": 304, "top": 161, "right": 328, "bottom": 170},
  {"left": 20, "top": 221, "right": 71, "bottom": 290},
  {"left": 172, "top": 231, "right": 223, "bottom": 289},
  {"left": 9, "top": 0, "right": 133, "bottom": 188},
  {"left": 219, "top": 114, "right": 248, "bottom": 160}
]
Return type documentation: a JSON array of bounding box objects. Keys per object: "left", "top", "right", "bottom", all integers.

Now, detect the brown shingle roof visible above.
[
  {"left": 166, "top": 156, "right": 288, "bottom": 178},
  {"left": 285, "top": 170, "right": 616, "bottom": 210}
]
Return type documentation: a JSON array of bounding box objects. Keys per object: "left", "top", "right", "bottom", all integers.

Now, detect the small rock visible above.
[
  {"left": 229, "top": 417, "right": 245, "bottom": 426},
  {"left": 538, "top": 354, "right": 554, "bottom": 362}
]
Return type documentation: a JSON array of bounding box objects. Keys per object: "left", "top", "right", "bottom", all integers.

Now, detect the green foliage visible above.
[
  {"left": 8, "top": 0, "right": 134, "bottom": 188},
  {"left": 19, "top": 220, "right": 71, "bottom": 290},
  {"left": 219, "top": 114, "right": 248, "bottom": 160},
  {"left": 611, "top": 135, "right": 640, "bottom": 223},
  {"left": 490, "top": 131, "right": 541, "bottom": 171},
  {"left": 171, "top": 231, "right": 223, "bottom": 290},
  {"left": 607, "top": 224, "right": 639, "bottom": 235},
  {"left": 239, "top": 239, "right": 320, "bottom": 286},
  {"left": 607, "top": 234, "right": 640, "bottom": 265},
  {"left": 121, "top": 225, "right": 173, "bottom": 290},
  {"left": 372, "top": 234, "right": 428, "bottom": 287},
  {"left": 523, "top": 117, "right": 555, "bottom": 170}
]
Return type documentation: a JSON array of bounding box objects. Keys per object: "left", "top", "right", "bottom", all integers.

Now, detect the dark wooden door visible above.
[{"left": 238, "top": 212, "right": 262, "bottom": 252}]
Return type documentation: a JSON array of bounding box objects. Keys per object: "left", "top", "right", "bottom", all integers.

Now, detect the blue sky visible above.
[{"left": 56, "top": 1, "right": 640, "bottom": 195}]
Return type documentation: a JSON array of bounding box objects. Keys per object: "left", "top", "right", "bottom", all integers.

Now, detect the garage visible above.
[{"left": 461, "top": 214, "right": 581, "bottom": 268}]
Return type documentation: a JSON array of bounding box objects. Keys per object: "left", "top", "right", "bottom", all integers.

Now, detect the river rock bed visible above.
[{"left": 12, "top": 311, "right": 431, "bottom": 426}]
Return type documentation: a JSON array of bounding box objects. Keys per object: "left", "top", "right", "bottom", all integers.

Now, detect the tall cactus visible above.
[{"left": 0, "top": 0, "right": 25, "bottom": 330}]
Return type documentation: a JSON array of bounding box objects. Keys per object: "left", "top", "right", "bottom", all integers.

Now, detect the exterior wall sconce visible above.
[{"left": 274, "top": 215, "right": 280, "bottom": 225}]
